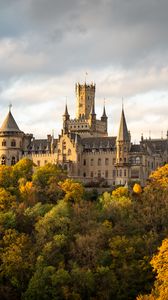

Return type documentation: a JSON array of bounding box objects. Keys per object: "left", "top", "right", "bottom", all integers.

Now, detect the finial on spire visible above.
[
  {"left": 9, "top": 103, "right": 12, "bottom": 112},
  {"left": 122, "top": 97, "right": 124, "bottom": 110}
]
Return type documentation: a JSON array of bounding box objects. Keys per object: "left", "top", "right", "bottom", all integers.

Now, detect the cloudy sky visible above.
[{"left": 0, "top": 0, "right": 168, "bottom": 142}]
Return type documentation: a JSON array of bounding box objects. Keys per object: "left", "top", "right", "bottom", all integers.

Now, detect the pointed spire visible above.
[
  {"left": 102, "top": 99, "right": 107, "bottom": 118},
  {"left": 117, "top": 107, "right": 130, "bottom": 141},
  {"left": 64, "top": 102, "right": 69, "bottom": 117},
  {"left": 0, "top": 109, "right": 21, "bottom": 132}
]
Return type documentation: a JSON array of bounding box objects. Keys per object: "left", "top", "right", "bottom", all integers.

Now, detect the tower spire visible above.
[
  {"left": 117, "top": 106, "right": 129, "bottom": 141},
  {"left": 102, "top": 99, "right": 107, "bottom": 118},
  {"left": 63, "top": 101, "right": 70, "bottom": 118}
]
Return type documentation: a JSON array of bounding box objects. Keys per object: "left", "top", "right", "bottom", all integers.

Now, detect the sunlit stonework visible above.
[{"left": 0, "top": 83, "right": 167, "bottom": 187}]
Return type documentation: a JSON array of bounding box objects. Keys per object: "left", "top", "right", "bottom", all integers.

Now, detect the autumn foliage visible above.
[{"left": 0, "top": 160, "right": 168, "bottom": 300}]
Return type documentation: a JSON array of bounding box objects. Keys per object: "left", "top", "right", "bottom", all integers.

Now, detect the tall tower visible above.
[
  {"left": 76, "top": 83, "right": 96, "bottom": 119},
  {"left": 115, "top": 107, "right": 131, "bottom": 185}
]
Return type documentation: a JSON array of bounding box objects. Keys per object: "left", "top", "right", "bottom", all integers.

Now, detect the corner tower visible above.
[
  {"left": 76, "top": 82, "right": 95, "bottom": 119},
  {"left": 115, "top": 107, "right": 131, "bottom": 185}
]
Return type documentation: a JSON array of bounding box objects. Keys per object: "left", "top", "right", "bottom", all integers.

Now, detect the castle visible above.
[{"left": 0, "top": 82, "right": 167, "bottom": 186}]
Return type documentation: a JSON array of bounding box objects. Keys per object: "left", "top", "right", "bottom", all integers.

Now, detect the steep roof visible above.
[
  {"left": 63, "top": 103, "right": 69, "bottom": 117},
  {"left": 0, "top": 111, "right": 21, "bottom": 132},
  {"left": 101, "top": 104, "right": 107, "bottom": 118},
  {"left": 117, "top": 108, "right": 130, "bottom": 141}
]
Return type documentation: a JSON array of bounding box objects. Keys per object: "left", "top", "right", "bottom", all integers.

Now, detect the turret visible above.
[
  {"left": 115, "top": 106, "right": 131, "bottom": 185},
  {"left": 63, "top": 103, "right": 70, "bottom": 134},
  {"left": 89, "top": 102, "right": 96, "bottom": 132},
  {"left": 101, "top": 103, "right": 108, "bottom": 133}
]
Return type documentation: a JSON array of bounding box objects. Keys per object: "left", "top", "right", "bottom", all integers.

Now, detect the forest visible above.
[{"left": 0, "top": 158, "right": 168, "bottom": 300}]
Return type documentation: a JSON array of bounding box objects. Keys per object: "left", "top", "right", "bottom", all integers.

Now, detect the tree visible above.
[
  {"left": 32, "top": 164, "right": 65, "bottom": 203},
  {"left": 133, "top": 183, "right": 142, "bottom": 194},
  {"left": 137, "top": 238, "right": 168, "bottom": 300},
  {"left": 59, "top": 179, "right": 84, "bottom": 203},
  {"left": 112, "top": 187, "right": 129, "bottom": 198},
  {"left": 12, "top": 158, "right": 34, "bottom": 183},
  {"left": 0, "top": 188, "right": 17, "bottom": 211},
  {"left": 148, "top": 164, "right": 168, "bottom": 189},
  {"left": 0, "top": 229, "right": 34, "bottom": 293}
]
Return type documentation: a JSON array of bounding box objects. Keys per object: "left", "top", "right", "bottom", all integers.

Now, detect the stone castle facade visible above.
[{"left": 0, "top": 82, "right": 167, "bottom": 186}]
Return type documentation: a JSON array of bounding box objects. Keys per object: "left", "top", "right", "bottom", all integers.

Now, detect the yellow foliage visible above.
[
  {"left": 149, "top": 164, "right": 168, "bottom": 189},
  {"left": 112, "top": 186, "right": 129, "bottom": 198},
  {"left": 137, "top": 238, "right": 168, "bottom": 300},
  {"left": 150, "top": 238, "right": 168, "bottom": 300},
  {"left": 59, "top": 179, "right": 84, "bottom": 202},
  {"left": 133, "top": 183, "right": 142, "bottom": 194},
  {"left": 19, "top": 181, "right": 33, "bottom": 194}
]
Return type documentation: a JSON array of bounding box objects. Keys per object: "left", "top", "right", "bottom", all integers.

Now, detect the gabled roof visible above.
[
  {"left": 117, "top": 108, "right": 130, "bottom": 141},
  {"left": 0, "top": 111, "right": 21, "bottom": 132}
]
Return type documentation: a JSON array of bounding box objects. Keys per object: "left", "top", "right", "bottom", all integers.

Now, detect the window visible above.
[
  {"left": 113, "top": 158, "right": 116, "bottom": 164},
  {"left": 105, "top": 170, "right": 108, "bottom": 178},
  {"left": 98, "top": 170, "right": 101, "bottom": 178},
  {"left": 124, "top": 157, "right": 127, "bottom": 163},
  {"left": 62, "top": 141, "right": 66, "bottom": 150},
  {"left": 44, "top": 160, "right": 48, "bottom": 165},
  {"left": 113, "top": 169, "right": 116, "bottom": 177},
  {"left": 105, "top": 158, "right": 109, "bottom": 166},
  {"left": 90, "top": 158, "right": 94, "bottom": 166},
  {"left": 11, "top": 157, "right": 16, "bottom": 165},
  {"left": 37, "top": 160, "right": 40, "bottom": 166},
  {"left": 83, "top": 159, "right": 86, "bottom": 166},
  {"left": 68, "top": 149, "right": 71, "bottom": 155},
  {"left": 11, "top": 139, "right": 16, "bottom": 147},
  {"left": 1, "top": 156, "right": 6, "bottom": 165},
  {"left": 2, "top": 140, "right": 6, "bottom": 147},
  {"left": 83, "top": 172, "right": 86, "bottom": 177},
  {"left": 135, "top": 157, "right": 140, "bottom": 164},
  {"left": 124, "top": 169, "right": 127, "bottom": 177},
  {"left": 119, "top": 169, "right": 122, "bottom": 177},
  {"left": 98, "top": 158, "right": 101, "bottom": 166},
  {"left": 90, "top": 171, "right": 93, "bottom": 178}
]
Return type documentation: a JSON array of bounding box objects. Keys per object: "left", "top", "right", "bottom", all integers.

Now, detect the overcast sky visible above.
[{"left": 0, "top": 0, "right": 168, "bottom": 141}]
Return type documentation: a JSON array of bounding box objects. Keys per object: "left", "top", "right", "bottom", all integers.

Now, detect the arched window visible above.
[
  {"left": 11, "top": 157, "right": 16, "bottom": 165},
  {"left": 135, "top": 157, "right": 140, "bottom": 164},
  {"left": 2, "top": 139, "right": 6, "bottom": 147},
  {"left": 62, "top": 141, "right": 66, "bottom": 150},
  {"left": 11, "top": 139, "right": 16, "bottom": 147},
  {"left": 90, "top": 158, "right": 94, "bottom": 166},
  {"left": 105, "top": 158, "right": 109, "bottom": 166},
  {"left": 1, "top": 156, "right": 6, "bottom": 165},
  {"left": 98, "top": 158, "right": 101, "bottom": 166}
]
